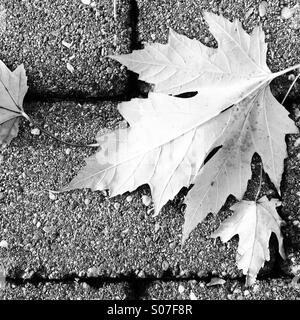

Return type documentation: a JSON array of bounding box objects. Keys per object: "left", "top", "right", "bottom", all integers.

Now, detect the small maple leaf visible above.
[
  {"left": 212, "top": 196, "right": 285, "bottom": 286},
  {"left": 0, "top": 60, "right": 28, "bottom": 145},
  {"left": 61, "top": 13, "right": 298, "bottom": 242}
]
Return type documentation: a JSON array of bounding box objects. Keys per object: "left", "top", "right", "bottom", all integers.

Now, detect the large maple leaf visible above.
[
  {"left": 61, "top": 13, "right": 298, "bottom": 240},
  {"left": 0, "top": 60, "right": 28, "bottom": 145},
  {"left": 212, "top": 196, "right": 285, "bottom": 286}
]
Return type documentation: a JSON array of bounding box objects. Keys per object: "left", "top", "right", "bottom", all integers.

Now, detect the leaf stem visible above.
[
  {"left": 281, "top": 73, "right": 300, "bottom": 104},
  {"left": 22, "top": 113, "right": 100, "bottom": 148},
  {"left": 272, "top": 63, "right": 300, "bottom": 79},
  {"left": 255, "top": 163, "right": 263, "bottom": 201}
]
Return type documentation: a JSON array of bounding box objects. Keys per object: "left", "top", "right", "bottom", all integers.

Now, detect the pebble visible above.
[
  {"left": 291, "top": 264, "right": 300, "bottom": 275},
  {"left": 204, "top": 36, "right": 210, "bottom": 44},
  {"left": 106, "top": 67, "right": 113, "bottom": 74},
  {"left": 145, "top": 236, "right": 151, "bottom": 246},
  {"left": 81, "top": 0, "right": 91, "bottom": 5},
  {"left": 84, "top": 198, "right": 90, "bottom": 206},
  {"left": 30, "top": 128, "right": 40, "bottom": 136},
  {"left": 169, "top": 242, "right": 176, "bottom": 250},
  {"left": 141, "top": 195, "right": 151, "bottom": 207},
  {"left": 178, "top": 284, "right": 185, "bottom": 294},
  {"left": 281, "top": 7, "right": 293, "bottom": 19},
  {"left": 294, "top": 138, "right": 300, "bottom": 147},
  {"left": 207, "top": 277, "right": 226, "bottom": 287},
  {"left": 114, "top": 202, "right": 120, "bottom": 210},
  {"left": 78, "top": 271, "right": 85, "bottom": 277},
  {"left": 126, "top": 195, "right": 132, "bottom": 202},
  {"left": 253, "top": 284, "right": 260, "bottom": 293},
  {"left": 189, "top": 291, "right": 198, "bottom": 300},
  {"left": 62, "top": 40, "right": 72, "bottom": 49},
  {"left": 42, "top": 226, "right": 51, "bottom": 233},
  {"left": 259, "top": 2, "right": 267, "bottom": 17},
  {"left": 87, "top": 267, "right": 98, "bottom": 277},
  {"left": 0, "top": 240, "right": 8, "bottom": 248},
  {"left": 197, "top": 270, "right": 208, "bottom": 278},
  {"left": 65, "top": 148, "right": 71, "bottom": 155},
  {"left": 162, "top": 260, "right": 169, "bottom": 271},
  {"left": 180, "top": 269, "right": 189, "bottom": 277},
  {"left": 288, "top": 74, "right": 296, "bottom": 81},
  {"left": 243, "top": 290, "right": 250, "bottom": 296},
  {"left": 138, "top": 270, "right": 145, "bottom": 278},
  {"left": 82, "top": 282, "right": 89, "bottom": 290},
  {"left": 36, "top": 222, "right": 41, "bottom": 228},
  {"left": 66, "top": 62, "right": 75, "bottom": 73},
  {"left": 49, "top": 192, "right": 56, "bottom": 201}
]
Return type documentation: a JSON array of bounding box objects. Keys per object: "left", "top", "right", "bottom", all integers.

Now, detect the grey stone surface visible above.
[
  {"left": 0, "top": 281, "right": 128, "bottom": 299},
  {"left": 143, "top": 278, "right": 300, "bottom": 300},
  {"left": 0, "top": 1, "right": 299, "bottom": 297},
  {"left": 0, "top": 99, "right": 291, "bottom": 281},
  {"left": 0, "top": 100, "right": 244, "bottom": 279},
  {"left": 0, "top": 0, "right": 131, "bottom": 98},
  {"left": 136, "top": 0, "right": 300, "bottom": 97}
]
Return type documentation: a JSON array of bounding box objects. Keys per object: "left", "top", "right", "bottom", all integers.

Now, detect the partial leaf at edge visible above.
[{"left": 0, "top": 60, "right": 28, "bottom": 145}]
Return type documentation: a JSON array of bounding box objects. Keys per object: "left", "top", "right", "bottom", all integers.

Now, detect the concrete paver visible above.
[{"left": 0, "top": 0, "right": 131, "bottom": 98}]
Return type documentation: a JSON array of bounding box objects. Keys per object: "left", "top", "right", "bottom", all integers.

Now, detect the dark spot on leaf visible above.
[
  {"left": 175, "top": 91, "right": 198, "bottom": 98},
  {"left": 204, "top": 145, "right": 222, "bottom": 164}
]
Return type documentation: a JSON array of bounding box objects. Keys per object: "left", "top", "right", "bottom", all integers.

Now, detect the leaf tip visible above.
[
  {"left": 106, "top": 54, "right": 117, "bottom": 60},
  {"left": 181, "top": 233, "right": 188, "bottom": 246},
  {"left": 245, "top": 274, "right": 256, "bottom": 287},
  {"left": 210, "top": 231, "right": 219, "bottom": 239}
]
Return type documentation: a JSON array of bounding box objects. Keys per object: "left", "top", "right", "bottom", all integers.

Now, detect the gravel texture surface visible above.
[
  {"left": 0, "top": 281, "right": 128, "bottom": 300},
  {"left": 0, "top": 101, "right": 241, "bottom": 280},
  {"left": 0, "top": 0, "right": 131, "bottom": 98},
  {"left": 136, "top": 0, "right": 300, "bottom": 98},
  {"left": 0, "top": 100, "right": 291, "bottom": 282},
  {"left": 0, "top": 0, "right": 299, "bottom": 299},
  {"left": 143, "top": 278, "right": 300, "bottom": 300}
]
